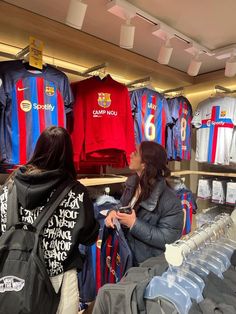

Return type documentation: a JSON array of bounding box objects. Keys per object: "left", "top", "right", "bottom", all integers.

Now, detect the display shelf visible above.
[
  {"left": 78, "top": 175, "right": 127, "bottom": 186},
  {"left": 171, "top": 170, "right": 236, "bottom": 178},
  {"left": 78, "top": 170, "right": 236, "bottom": 187}
]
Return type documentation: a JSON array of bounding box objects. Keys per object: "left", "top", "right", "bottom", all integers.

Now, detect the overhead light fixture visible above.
[
  {"left": 187, "top": 52, "right": 202, "bottom": 76},
  {"left": 66, "top": 0, "right": 88, "bottom": 30},
  {"left": 157, "top": 38, "right": 173, "bottom": 65},
  {"left": 152, "top": 24, "right": 174, "bottom": 65},
  {"left": 225, "top": 51, "right": 236, "bottom": 77},
  {"left": 119, "top": 18, "right": 135, "bottom": 49}
]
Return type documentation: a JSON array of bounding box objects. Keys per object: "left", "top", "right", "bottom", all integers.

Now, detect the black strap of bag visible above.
[
  {"left": 6, "top": 182, "right": 19, "bottom": 230},
  {"left": 6, "top": 178, "right": 77, "bottom": 234}
]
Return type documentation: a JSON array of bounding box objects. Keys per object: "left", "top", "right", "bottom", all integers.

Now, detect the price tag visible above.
[{"left": 29, "top": 36, "right": 44, "bottom": 69}]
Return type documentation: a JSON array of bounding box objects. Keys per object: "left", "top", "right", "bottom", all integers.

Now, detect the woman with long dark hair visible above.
[
  {"left": 0, "top": 126, "right": 99, "bottom": 314},
  {"left": 105, "top": 141, "right": 183, "bottom": 265}
]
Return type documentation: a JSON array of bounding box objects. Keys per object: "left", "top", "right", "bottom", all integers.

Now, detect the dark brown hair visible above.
[
  {"left": 137, "top": 141, "right": 170, "bottom": 203},
  {"left": 26, "top": 126, "right": 77, "bottom": 179}
]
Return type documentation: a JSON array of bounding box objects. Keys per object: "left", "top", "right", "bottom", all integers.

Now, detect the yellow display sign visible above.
[{"left": 29, "top": 36, "right": 44, "bottom": 70}]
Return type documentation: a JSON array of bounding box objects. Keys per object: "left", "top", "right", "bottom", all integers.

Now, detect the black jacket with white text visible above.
[{"left": 0, "top": 167, "right": 99, "bottom": 276}]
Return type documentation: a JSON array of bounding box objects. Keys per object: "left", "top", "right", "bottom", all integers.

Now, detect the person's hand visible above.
[
  {"left": 116, "top": 209, "right": 136, "bottom": 229},
  {"left": 105, "top": 210, "right": 118, "bottom": 229}
]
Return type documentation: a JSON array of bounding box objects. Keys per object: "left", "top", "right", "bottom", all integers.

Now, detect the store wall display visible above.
[
  {"left": 0, "top": 60, "right": 73, "bottom": 166},
  {"left": 192, "top": 96, "right": 236, "bottom": 165},
  {"left": 1, "top": 4, "right": 236, "bottom": 313}
]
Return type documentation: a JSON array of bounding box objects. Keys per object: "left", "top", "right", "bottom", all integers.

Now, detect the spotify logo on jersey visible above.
[{"left": 20, "top": 100, "right": 32, "bottom": 112}]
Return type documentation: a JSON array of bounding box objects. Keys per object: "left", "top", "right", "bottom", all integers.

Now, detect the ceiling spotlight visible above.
[
  {"left": 225, "top": 53, "right": 236, "bottom": 77},
  {"left": 66, "top": 0, "right": 88, "bottom": 30},
  {"left": 157, "top": 38, "right": 173, "bottom": 65},
  {"left": 187, "top": 53, "right": 202, "bottom": 76},
  {"left": 119, "top": 18, "right": 135, "bottom": 49}
]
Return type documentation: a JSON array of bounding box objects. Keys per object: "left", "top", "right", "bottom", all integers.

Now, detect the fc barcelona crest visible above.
[
  {"left": 98, "top": 92, "right": 111, "bottom": 108},
  {"left": 45, "top": 86, "right": 55, "bottom": 96}
]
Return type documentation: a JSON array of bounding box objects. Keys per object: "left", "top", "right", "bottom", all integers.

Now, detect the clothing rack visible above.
[
  {"left": 215, "top": 85, "right": 236, "bottom": 94},
  {"left": 15, "top": 45, "right": 30, "bottom": 59},
  {"left": 125, "top": 76, "right": 152, "bottom": 88},
  {"left": 165, "top": 213, "right": 233, "bottom": 267},
  {"left": 162, "top": 86, "right": 184, "bottom": 95},
  {"left": 0, "top": 43, "right": 109, "bottom": 78}
]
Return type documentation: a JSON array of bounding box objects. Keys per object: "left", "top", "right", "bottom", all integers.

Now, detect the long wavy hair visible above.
[
  {"left": 25, "top": 126, "right": 77, "bottom": 179},
  {"left": 135, "top": 141, "right": 170, "bottom": 205}
]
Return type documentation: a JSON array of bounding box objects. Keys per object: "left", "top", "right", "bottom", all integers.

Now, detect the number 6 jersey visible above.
[{"left": 130, "top": 88, "right": 172, "bottom": 147}]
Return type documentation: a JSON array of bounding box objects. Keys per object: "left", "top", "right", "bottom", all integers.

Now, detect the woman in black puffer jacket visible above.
[{"left": 105, "top": 141, "right": 183, "bottom": 265}]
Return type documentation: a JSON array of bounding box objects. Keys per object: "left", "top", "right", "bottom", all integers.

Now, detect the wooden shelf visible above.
[
  {"left": 171, "top": 170, "right": 236, "bottom": 178},
  {"left": 79, "top": 170, "right": 236, "bottom": 186},
  {"left": 79, "top": 176, "right": 127, "bottom": 187}
]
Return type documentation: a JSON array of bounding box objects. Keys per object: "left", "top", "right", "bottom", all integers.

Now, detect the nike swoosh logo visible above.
[{"left": 17, "top": 87, "right": 28, "bottom": 91}]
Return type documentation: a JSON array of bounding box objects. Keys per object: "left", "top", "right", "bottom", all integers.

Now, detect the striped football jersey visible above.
[
  {"left": 130, "top": 88, "right": 172, "bottom": 147},
  {"left": 0, "top": 60, "right": 73, "bottom": 165},
  {"left": 100, "top": 223, "right": 133, "bottom": 286},
  {"left": 167, "top": 96, "right": 192, "bottom": 160}
]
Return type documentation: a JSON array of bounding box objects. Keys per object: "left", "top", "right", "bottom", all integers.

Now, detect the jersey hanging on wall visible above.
[
  {"left": 0, "top": 60, "right": 73, "bottom": 165},
  {"left": 167, "top": 96, "right": 193, "bottom": 160},
  {"left": 129, "top": 88, "right": 172, "bottom": 147},
  {"left": 71, "top": 75, "right": 135, "bottom": 167},
  {"left": 192, "top": 96, "right": 236, "bottom": 165}
]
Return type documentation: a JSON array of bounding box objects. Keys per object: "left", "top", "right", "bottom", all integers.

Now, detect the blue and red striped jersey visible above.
[
  {"left": 100, "top": 225, "right": 133, "bottom": 286},
  {"left": 167, "top": 96, "right": 192, "bottom": 160},
  {"left": 0, "top": 60, "right": 73, "bottom": 165},
  {"left": 176, "top": 188, "right": 197, "bottom": 235},
  {"left": 130, "top": 88, "right": 172, "bottom": 147}
]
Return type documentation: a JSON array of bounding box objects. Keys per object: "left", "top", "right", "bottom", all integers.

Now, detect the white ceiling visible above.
[{"left": 3, "top": 0, "right": 236, "bottom": 76}]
